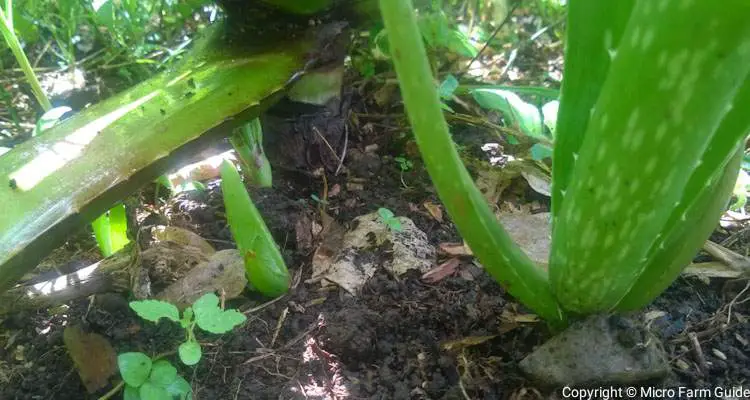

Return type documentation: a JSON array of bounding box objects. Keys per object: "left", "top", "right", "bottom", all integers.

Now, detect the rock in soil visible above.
[{"left": 520, "top": 313, "right": 670, "bottom": 387}]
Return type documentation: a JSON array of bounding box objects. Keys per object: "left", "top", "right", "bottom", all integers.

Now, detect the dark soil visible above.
[{"left": 1, "top": 133, "right": 749, "bottom": 399}]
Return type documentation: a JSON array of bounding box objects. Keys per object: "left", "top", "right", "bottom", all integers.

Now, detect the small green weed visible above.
[
  {"left": 377, "top": 207, "right": 402, "bottom": 232},
  {"left": 128, "top": 293, "right": 246, "bottom": 367}
]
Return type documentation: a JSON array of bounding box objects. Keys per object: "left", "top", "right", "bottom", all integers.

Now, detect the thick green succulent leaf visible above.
[
  {"left": 616, "top": 78, "right": 750, "bottom": 311},
  {"left": 129, "top": 300, "right": 180, "bottom": 323},
  {"left": 550, "top": 0, "right": 750, "bottom": 314},
  {"left": 192, "top": 292, "right": 247, "bottom": 334},
  {"left": 616, "top": 146, "right": 743, "bottom": 311},
  {"left": 0, "top": 24, "right": 312, "bottom": 291},
  {"left": 229, "top": 119, "right": 273, "bottom": 188},
  {"left": 551, "top": 0, "right": 635, "bottom": 219},
  {"left": 220, "top": 160, "right": 290, "bottom": 296},
  {"left": 118, "top": 352, "right": 152, "bottom": 387},
  {"left": 378, "top": 0, "right": 565, "bottom": 327},
  {"left": 92, "top": 203, "right": 130, "bottom": 257}
]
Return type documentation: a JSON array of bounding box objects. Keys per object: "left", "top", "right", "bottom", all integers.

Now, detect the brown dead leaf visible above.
[
  {"left": 438, "top": 242, "right": 473, "bottom": 257},
  {"left": 441, "top": 335, "right": 498, "bottom": 352},
  {"left": 422, "top": 258, "right": 460, "bottom": 283},
  {"left": 63, "top": 325, "right": 117, "bottom": 393},
  {"left": 329, "top": 183, "right": 341, "bottom": 198},
  {"left": 295, "top": 214, "right": 314, "bottom": 251},
  {"left": 156, "top": 250, "right": 247, "bottom": 309},
  {"left": 152, "top": 226, "right": 215, "bottom": 256},
  {"left": 423, "top": 201, "right": 443, "bottom": 222},
  {"left": 500, "top": 309, "right": 540, "bottom": 324}
]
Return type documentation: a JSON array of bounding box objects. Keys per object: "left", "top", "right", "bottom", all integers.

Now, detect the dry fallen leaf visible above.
[
  {"left": 156, "top": 250, "right": 247, "bottom": 309},
  {"left": 441, "top": 335, "right": 498, "bottom": 351},
  {"left": 295, "top": 214, "right": 314, "bottom": 251},
  {"left": 423, "top": 201, "right": 444, "bottom": 222},
  {"left": 439, "top": 242, "right": 473, "bottom": 257},
  {"left": 63, "top": 325, "right": 117, "bottom": 393},
  {"left": 422, "top": 258, "right": 460, "bottom": 283},
  {"left": 152, "top": 226, "right": 215, "bottom": 256}
]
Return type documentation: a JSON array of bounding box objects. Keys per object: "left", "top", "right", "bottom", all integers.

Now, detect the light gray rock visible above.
[{"left": 520, "top": 314, "right": 670, "bottom": 387}]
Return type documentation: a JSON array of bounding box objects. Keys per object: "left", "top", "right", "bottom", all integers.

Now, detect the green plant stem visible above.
[
  {"left": 378, "top": 0, "right": 565, "bottom": 327},
  {"left": 97, "top": 380, "right": 124, "bottom": 400},
  {"left": 0, "top": 6, "right": 52, "bottom": 111}
]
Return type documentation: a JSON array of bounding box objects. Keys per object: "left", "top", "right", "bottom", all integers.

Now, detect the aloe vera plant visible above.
[
  {"left": 220, "top": 160, "right": 290, "bottom": 297},
  {"left": 381, "top": 0, "right": 750, "bottom": 326}
]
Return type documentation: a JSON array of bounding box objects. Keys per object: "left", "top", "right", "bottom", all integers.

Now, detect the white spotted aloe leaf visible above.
[{"left": 550, "top": 0, "right": 750, "bottom": 314}]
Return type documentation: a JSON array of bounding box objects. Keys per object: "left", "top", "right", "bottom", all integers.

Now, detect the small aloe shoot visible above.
[
  {"left": 230, "top": 118, "right": 273, "bottom": 188},
  {"left": 381, "top": 0, "right": 750, "bottom": 326},
  {"left": 220, "top": 160, "right": 290, "bottom": 297},
  {"left": 91, "top": 203, "right": 130, "bottom": 257},
  {"left": 129, "top": 293, "right": 246, "bottom": 367}
]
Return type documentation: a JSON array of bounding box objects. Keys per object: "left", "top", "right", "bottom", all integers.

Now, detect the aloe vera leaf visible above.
[
  {"left": 550, "top": 0, "right": 750, "bottom": 314},
  {"left": 0, "top": 24, "right": 311, "bottom": 291},
  {"left": 91, "top": 203, "right": 129, "bottom": 257},
  {"left": 616, "top": 79, "right": 750, "bottom": 311},
  {"left": 220, "top": 160, "right": 290, "bottom": 297},
  {"left": 379, "top": 0, "right": 565, "bottom": 326},
  {"left": 551, "top": 0, "right": 635, "bottom": 220},
  {"left": 91, "top": 212, "right": 113, "bottom": 257},
  {"left": 229, "top": 119, "right": 273, "bottom": 188}
]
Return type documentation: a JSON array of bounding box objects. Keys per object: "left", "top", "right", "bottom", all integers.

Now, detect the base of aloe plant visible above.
[{"left": 519, "top": 313, "right": 669, "bottom": 387}]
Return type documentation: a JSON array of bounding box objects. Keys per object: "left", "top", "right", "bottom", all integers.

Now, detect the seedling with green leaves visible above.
[
  {"left": 381, "top": 0, "right": 750, "bottom": 327},
  {"left": 128, "top": 292, "right": 246, "bottom": 367},
  {"left": 117, "top": 353, "right": 192, "bottom": 400},
  {"left": 377, "top": 207, "right": 402, "bottom": 232},
  {"left": 394, "top": 156, "right": 413, "bottom": 187}
]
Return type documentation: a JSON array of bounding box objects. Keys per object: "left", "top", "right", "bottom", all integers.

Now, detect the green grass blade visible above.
[
  {"left": 220, "top": 160, "right": 289, "bottom": 297},
  {"left": 551, "top": 0, "right": 634, "bottom": 220},
  {"left": 550, "top": 0, "right": 750, "bottom": 314},
  {"left": 0, "top": 6, "right": 51, "bottom": 111},
  {"left": 379, "top": 0, "right": 565, "bottom": 326}
]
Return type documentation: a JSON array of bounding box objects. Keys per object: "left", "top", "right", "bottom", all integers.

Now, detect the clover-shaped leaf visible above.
[
  {"left": 129, "top": 300, "right": 180, "bottom": 323},
  {"left": 192, "top": 293, "right": 246, "bottom": 334},
  {"left": 118, "top": 352, "right": 152, "bottom": 387}
]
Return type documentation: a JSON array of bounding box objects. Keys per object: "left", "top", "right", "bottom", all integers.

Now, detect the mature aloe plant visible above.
[{"left": 381, "top": 0, "right": 750, "bottom": 326}]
